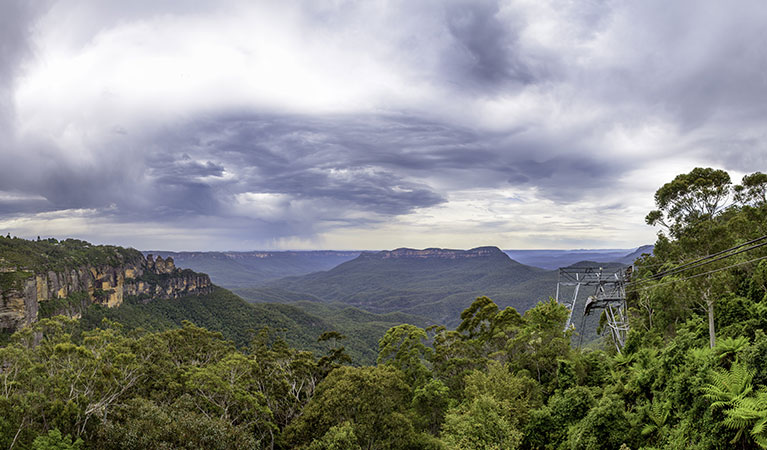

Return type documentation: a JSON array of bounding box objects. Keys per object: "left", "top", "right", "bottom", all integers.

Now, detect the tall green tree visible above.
[
  {"left": 377, "top": 324, "right": 432, "bottom": 388},
  {"left": 735, "top": 172, "right": 767, "bottom": 207},
  {"left": 645, "top": 167, "right": 732, "bottom": 238},
  {"left": 283, "top": 365, "right": 421, "bottom": 449}
]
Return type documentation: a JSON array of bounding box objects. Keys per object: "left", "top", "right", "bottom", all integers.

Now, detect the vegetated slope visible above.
[
  {"left": 0, "top": 237, "right": 143, "bottom": 271},
  {"left": 146, "top": 250, "right": 359, "bottom": 287},
  {"left": 80, "top": 286, "right": 425, "bottom": 364},
  {"left": 233, "top": 286, "right": 327, "bottom": 303},
  {"left": 262, "top": 246, "right": 558, "bottom": 326}
]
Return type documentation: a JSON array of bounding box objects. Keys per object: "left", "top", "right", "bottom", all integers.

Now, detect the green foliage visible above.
[
  {"left": 317, "top": 331, "right": 352, "bottom": 376},
  {"left": 307, "top": 422, "right": 361, "bottom": 450},
  {"left": 462, "top": 362, "right": 542, "bottom": 430},
  {"left": 713, "top": 335, "right": 750, "bottom": 368},
  {"left": 507, "top": 298, "right": 571, "bottom": 388},
  {"left": 442, "top": 394, "right": 522, "bottom": 450},
  {"left": 722, "top": 390, "right": 767, "bottom": 448},
  {"left": 32, "top": 429, "right": 84, "bottom": 450},
  {"left": 640, "top": 397, "right": 671, "bottom": 446},
  {"left": 284, "top": 365, "right": 421, "bottom": 449},
  {"left": 412, "top": 379, "right": 450, "bottom": 435},
  {"left": 645, "top": 167, "right": 732, "bottom": 237},
  {"left": 566, "top": 392, "right": 632, "bottom": 450},
  {"left": 38, "top": 292, "right": 89, "bottom": 319},
  {"left": 377, "top": 324, "right": 432, "bottom": 388},
  {"left": 0, "top": 236, "right": 142, "bottom": 273},
  {"left": 94, "top": 397, "right": 259, "bottom": 449},
  {"left": 0, "top": 269, "right": 33, "bottom": 292},
  {"left": 81, "top": 287, "right": 372, "bottom": 364},
  {"left": 702, "top": 361, "right": 767, "bottom": 447},
  {"left": 4, "top": 166, "right": 767, "bottom": 449},
  {"left": 735, "top": 171, "right": 767, "bottom": 206}
]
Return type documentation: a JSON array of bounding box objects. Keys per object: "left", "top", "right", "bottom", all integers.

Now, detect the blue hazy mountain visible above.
[
  {"left": 241, "top": 247, "right": 556, "bottom": 326},
  {"left": 504, "top": 245, "right": 653, "bottom": 270},
  {"left": 144, "top": 250, "right": 360, "bottom": 287}
]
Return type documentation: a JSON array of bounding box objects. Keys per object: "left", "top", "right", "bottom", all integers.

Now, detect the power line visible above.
[
  {"left": 631, "top": 237, "right": 766, "bottom": 269},
  {"left": 629, "top": 235, "right": 767, "bottom": 287},
  {"left": 630, "top": 240, "right": 767, "bottom": 287},
  {"left": 633, "top": 235, "right": 767, "bottom": 282},
  {"left": 634, "top": 254, "right": 767, "bottom": 291}
]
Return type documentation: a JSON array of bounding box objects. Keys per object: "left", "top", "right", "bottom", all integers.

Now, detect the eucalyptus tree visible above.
[{"left": 645, "top": 167, "right": 732, "bottom": 238}]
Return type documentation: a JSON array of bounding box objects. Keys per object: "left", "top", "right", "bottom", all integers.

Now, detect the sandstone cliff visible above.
[
  {"left": 361, "top": 246, "right": 508, "bottom": 260},
  {"left": 0, "top": 247, "right": 212, "bottom": 332}
]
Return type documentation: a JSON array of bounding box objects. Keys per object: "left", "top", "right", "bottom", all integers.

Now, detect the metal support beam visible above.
[{"left": 555, "top": 266, "right": 631, "bottom": 351}]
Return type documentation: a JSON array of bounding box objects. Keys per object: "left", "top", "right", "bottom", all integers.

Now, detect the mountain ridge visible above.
[
  {"left": 253, "top": 245, "right": 553, "bottom": 326},
  {"left": 359, "top": 246, "right": 510, "bottom": 260},
  {"left": 145, "top": 250, "right": 360, "bottom": 287}
]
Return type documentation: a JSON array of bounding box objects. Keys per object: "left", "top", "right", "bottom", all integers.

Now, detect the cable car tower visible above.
[{"left": 556, "top": 265, "right": 632, "bottom": 352}]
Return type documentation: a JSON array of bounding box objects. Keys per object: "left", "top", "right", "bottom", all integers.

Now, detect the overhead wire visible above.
[
  {"left": 634, "top": 254, "right": 767, "bottom": 291},
  {"left": 630, "top": 240, "right": 767, "bottom": 287},
  {"left": 625, "top": 237, "right": 766, "bottom": 269},
  {"left": 628, "top": 234, "right": 767, "bottom": 287},
  {"left": 633, "top": 235, "right": 767, "bottom": 280}
]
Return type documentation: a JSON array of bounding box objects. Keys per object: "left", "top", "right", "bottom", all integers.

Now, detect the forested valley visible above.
[{"left": 2, "top": 167, "right": 767, "bottom": 449}]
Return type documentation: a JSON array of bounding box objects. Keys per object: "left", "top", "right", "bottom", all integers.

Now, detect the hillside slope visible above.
[{"left": 81, "top": 287, "right": 428, "bottom": 364}]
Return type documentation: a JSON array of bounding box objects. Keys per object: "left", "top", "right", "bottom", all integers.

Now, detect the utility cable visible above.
[
  {"left": 634, "top": 254, "right": 767, "bottom": 292},
  {"left": 629, "top": 240, "right": 767, "bottom": 287},
  {"left": 629, "top": 235, "right": 767, "bottom": 287},
  {"left": 634, "top": 234, "right": 767, "bottom": 281}
]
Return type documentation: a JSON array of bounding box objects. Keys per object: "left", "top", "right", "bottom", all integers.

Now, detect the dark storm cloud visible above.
[
  {"left": 146, "top": 114, "right": 451, "bottom": 218},
  {"left": 443, "top": 0, "right": 534, "bottom": 89},
  {"left": 503, "top": 155, "right": 629, "bottom": 201},
  {"left": 147, "top": 154, "right": 226, "bottom": 186},
  {"left": 144, "top": 113, "right": 628, "bottom": 213},
  {"left": 0, "top": 106, "right": 633, "bottom": 225}
]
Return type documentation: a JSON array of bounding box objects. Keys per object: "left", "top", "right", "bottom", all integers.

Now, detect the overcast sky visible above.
[{"left": 1, "top": 0, "right": 765, "bottom": 251}]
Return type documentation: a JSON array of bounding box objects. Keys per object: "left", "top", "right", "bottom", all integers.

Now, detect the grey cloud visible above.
[
  {"left": 0, "top": 0, "right": 51, "bottom": 134},
  {"left": 581, "top": 1, "right": 767, "bottom": 131},
  {"left": 152, "top": 115, "right": 452, "bottom": 218},
  {"left": 692, "top": 135, "right": 767, "bottom": 174},
  {"left": 3, "top": 0, "right": 767, "bottom": 249},
  {"left": 443, "top": 0, "right": 534, "bottom": 89},
  {"left": 503, "top": 156, "right": 630, "bottom": 202},
  {"left": 159, "top": 113, "right": 630, "bottom": 211},
  {"left": 147, "top": 154, "right": 226, "bottom": 185}
]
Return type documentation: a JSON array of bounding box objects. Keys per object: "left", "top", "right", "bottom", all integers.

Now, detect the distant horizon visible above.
[
  {"left": 142, "top": 245, "right": 650, "bottom": 253},
  {"left": 2, "top": 231, "right": 651, "bottom": 254}
]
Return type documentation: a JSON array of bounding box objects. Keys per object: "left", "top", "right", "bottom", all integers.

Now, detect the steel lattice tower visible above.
[{"left": 556, "top": 266, "right": 631, "bottom": 352}]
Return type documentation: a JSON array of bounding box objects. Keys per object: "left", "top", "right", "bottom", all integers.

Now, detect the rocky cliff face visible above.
[
  {"left": 0, "top": 254, "right": 213, "bottom": 332},
  {"left": 361, "top": 246, "right": 507, "bottom": 260}
]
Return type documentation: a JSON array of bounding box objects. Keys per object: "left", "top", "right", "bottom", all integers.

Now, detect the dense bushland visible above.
[{"left": 2, "top": 168, "right": 767, "bottom": 449}]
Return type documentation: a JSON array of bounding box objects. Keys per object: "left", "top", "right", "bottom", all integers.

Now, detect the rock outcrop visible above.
[
  {"left": 0, "top": 253, "right": 213, "bottom": 333},
  {"left": 361, "top": 246, "right": 507, "bottom": 260}
]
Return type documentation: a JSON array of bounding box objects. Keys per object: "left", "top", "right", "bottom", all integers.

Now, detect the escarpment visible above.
[{"left": 0, "top": 238, "right": 212, "bottom": 332}]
